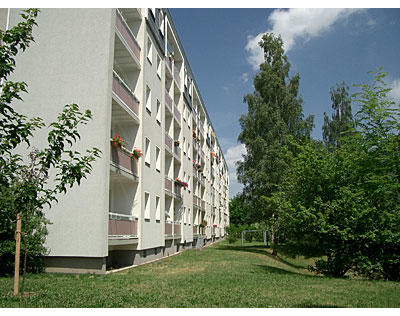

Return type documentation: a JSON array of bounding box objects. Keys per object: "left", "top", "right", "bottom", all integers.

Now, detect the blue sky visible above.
[{"left": 169, "top": 7, "right": 400, "bottom": 197}]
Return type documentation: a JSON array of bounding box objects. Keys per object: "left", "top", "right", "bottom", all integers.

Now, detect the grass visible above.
[{"left": 1, "top": 240, "right": 399, "bottom": 307}]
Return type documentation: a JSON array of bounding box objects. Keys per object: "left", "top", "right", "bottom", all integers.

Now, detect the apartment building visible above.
[{"left": 5, "top": 8, "right": 230, "bottom": 274}]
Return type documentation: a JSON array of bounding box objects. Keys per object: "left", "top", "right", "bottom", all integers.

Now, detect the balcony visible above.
[
  {"left": 193, "top": 196, "right": 202, "bottom": 208},
  {"left": 165, "top": 176, "right": 182, "bottom": 200},
  {"left": 112, "top": 71, "right": 140, "bottom": 119},
  {"left": 165, "top": 56, "right": 173, "bottom": 77},
  {"left": 115, "top": 9, "right": 141, "bottom": 64},
  {"left": 108, "top": 213, "right": 138, "bottom": 245},
  {"left": 174, "top": 182, "right": 182, "bottom": 199},
  {"left": 165, "top": 91, "right": 173, "bottom": 113},
  {"left": 174, "top": 104, "right": 181, "bottom": 122},
  {"left": 165, "top": 222, "right": 173, "bottom": 236},
  {"left": 165, "top": 132, "right": 173, "bottom": 153},
  {"left": 173, "top": 144, "right": 181, "bottom": 160},
  {"left": 110, "top": 144, "right": 138, "bottom": 180},
  {"left": 193, "top": 225, "right": 199, "bottom": 235},
  {"left": 174, "top": 66, "right": 181, "bottom": 87},
  {"left": 201, "top": 199, "right": 205, "bottom": 209},
  {"left": 165, "top": 221, "right": 182, "bottom": 239},
  {"left": 174, "top": 222, "right": 181, "bottom": 236},
  {"left": 109, "top": 212, "right": 138, "bottom": 236}
]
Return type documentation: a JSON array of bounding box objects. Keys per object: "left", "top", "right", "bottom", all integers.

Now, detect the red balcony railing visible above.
[
  {"left": 165, "top": 222, "right": 173, "bottom": 235},
  {"left": 108, "top": 214, "right": 138, "bottom": 236},
  {"left": 174, "top": 223, "right": 181, "bottom": 235},
  {"left": 112, "top": 72, "right": 139, "bottom": 117},
  {"left": 110, "top": 144, "right": 138, "bottom": 176},
  {"left": 165, "top": 176, "right": 172, "bottom": 192},
  {"left": 116, "top": 10, "right": 141, "bottom": 61},
  {"left": 165, "top": 133, "right": 173, "bottom": 151}
]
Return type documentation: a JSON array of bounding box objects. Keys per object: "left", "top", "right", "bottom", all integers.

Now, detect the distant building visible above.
[{"left": 3, "top": 8, "right": 230, "bottom": 273}]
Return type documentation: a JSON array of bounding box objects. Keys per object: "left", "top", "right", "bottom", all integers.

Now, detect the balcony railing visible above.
[
  {"left": 165, "top": 176, "right": 172, "bottom": 192},
  {"left": 193, "top": 225, "right": 198, "bottom": 235},
  {"left": 174, "top": 182, "right": 182, "bottom": 198},
  {"left": 165, "top": 133, "right": 173, "bottom": 152},
  {"left": 115, "top": 9, "right": 141, "bottom": 61},
  {"left": 165, "top": 222, "right": 173, "bottom": 235},
  {"left": 165, "top": 91, "right": 172, "bottom": 112},
  {"left": 112, "top": 71, "right": 139, "bottom": 117},
  {"left": 174, "top": 144, "right": 181, "bottom": 158},
  {"left": 110, "top": 144, "right": 138, "bottom": 176},
  {"left": 108, "top": 212, "right": 138, "bottom": 236},
  {"left": 174, "top": 104, "right": 181, "bottom": 122},
  {"left": 201, "top": 200, "right": 205, "bottom": 209},
  {"left": 164, "top": 222, "right": 181, "bottom": 236},
  {"left": 174, "top": 66, "right": 181, "bottom": 87},
  {"left": 174, "top": 222, "right": 181, "bottom": 235},
  {"left": 166, "top": 177, "right": 184, "bottom": 198},
  {"left": 165, "top": 55, "right": 173, "bottom": 72}
]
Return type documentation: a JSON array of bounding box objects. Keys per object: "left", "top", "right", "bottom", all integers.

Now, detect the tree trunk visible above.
[
  {"left": 13, "top": 213, "right": 22, "bottom": 296},
  {"left": 21, "top": 211, "right": 28, "bottom": 296}
]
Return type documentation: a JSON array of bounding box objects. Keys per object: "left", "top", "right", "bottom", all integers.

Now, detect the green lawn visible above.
[{"left": 1, "top": 240, "right": 399, "bottom": 307}]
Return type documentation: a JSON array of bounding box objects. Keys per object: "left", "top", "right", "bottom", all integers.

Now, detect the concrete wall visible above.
[{"left": 8, "top": 8, "right": 115, "bottom": 258}]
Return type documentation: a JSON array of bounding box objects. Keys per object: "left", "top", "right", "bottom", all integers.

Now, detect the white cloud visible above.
[
  {"left": 224, "top": 144, "right": 246, "bottom": 197},
  {"left": 241, "top": 72, "right": 249, "bottom": 83},
  {"left": 245, "top": 8, "right": 364, "bottom": 70}
]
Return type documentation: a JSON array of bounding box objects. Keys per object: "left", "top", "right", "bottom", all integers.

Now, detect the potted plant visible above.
[
  {"left": 111, "top": 133, "right": 124, "bottom": 148},
  {"left": 174, "top": 140, "right": 180, "bottom": 146},
  {"left": 174, "top": 178, "right": 188, "bottom": 188},
  {"left": 192, "top": 129, "right": 197, "bottom": 138},
  {"left": 131, "top": 147, "right": 143, "bottom": 159}
]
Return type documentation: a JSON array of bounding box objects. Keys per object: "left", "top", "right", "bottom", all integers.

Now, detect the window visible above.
[
  {"left": 188, "top": 141, "right": 190, "bottom": 160},
  {"left": 145, "top": 138, "right": 151, "bottom": 166},
  {"left": 155, "top": 146, "right": 161, "bottom": 172},
  {"left": 183, "top": 105, "right": 186, "bottom": 122},
  {"left": 145, "top": 85, "right": 151, "bottom": 113},
  {"left": 156, "top": 99, "right": 161, "bottom": 124},
  {"left": 188, "top": 208, "right": 191, "bottom": 225},
  {"left": 155, "top": 196, "right": 161, "bottom": 221},
  {"left": 156, "top": 55, "right": 161, "bottom": 79},
  {"left": 183, "top": 207, "right": 186, "bottom": 224},
  {"left": 144, "top": 192, "right": 150, "bottom": 220},
  {"left": 147, "top": 36, "right": 153, "bottom": 64},
  {"left": 188, "top": 176, "right": 191, "bottom": 192},
  {"left": 183, "top": 137, "right": 186, "bottom": 155},
  {"left": 159, "top": 11, "right": 165, "bottom": 36}
]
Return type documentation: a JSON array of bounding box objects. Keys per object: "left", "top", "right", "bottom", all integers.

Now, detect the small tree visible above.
[
  {"left": 274, "top": 68, "right": 400, "bottom": 280},
  {"left": 0, "top": 9, "right": 101, "bottom": 294}
]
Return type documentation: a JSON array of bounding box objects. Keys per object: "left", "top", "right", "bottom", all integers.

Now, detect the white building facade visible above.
[{"left": 4, "top": 8, "right": 230, "bottom": 273}]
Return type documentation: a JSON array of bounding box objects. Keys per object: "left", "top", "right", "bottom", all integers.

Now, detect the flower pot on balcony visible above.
[
  {"left": 111, "top": 133, "right": 124, "bottom": 148},
  {"left": 111, "top": 141, "right": 121, "bottom": 148},
  {"left": 131, "top": 147, "right": 143, "bottom": 159}
]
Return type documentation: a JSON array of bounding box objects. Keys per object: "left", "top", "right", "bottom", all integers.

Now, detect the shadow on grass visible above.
[
  {"left": 214, "top": 245, "right": 317, "bottom": 277},
  {"left": 294, "top": 303, "right": 343, "bottom": 308}
]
